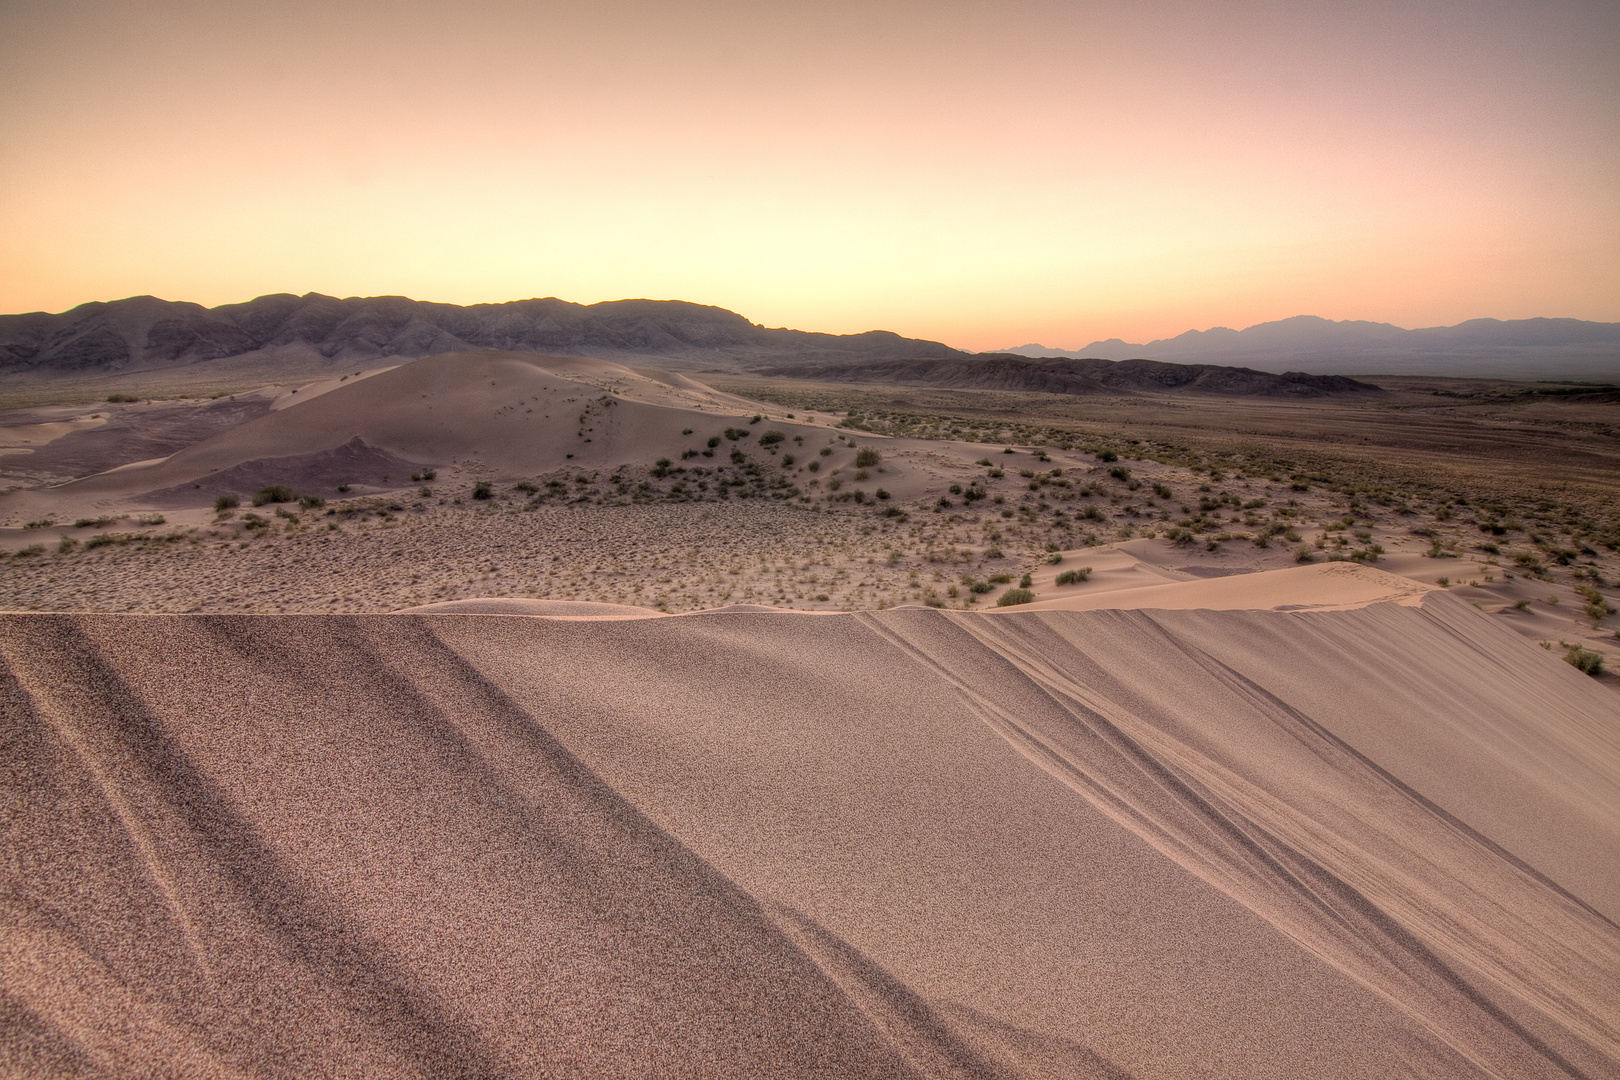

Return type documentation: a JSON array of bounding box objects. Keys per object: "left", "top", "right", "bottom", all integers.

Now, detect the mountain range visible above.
[
  {"left": 4, "top": 295, "right": 1615, "bottom": 388},
  {"left": 0, "top": 293, "right": 960, "bottom": 378},
  {"left": 1006, "top": 315, "right": 1620, "bottom": 380}
]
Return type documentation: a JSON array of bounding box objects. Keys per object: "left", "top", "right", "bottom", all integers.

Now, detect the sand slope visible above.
[{"left": 2, "top": 590, "right": 1617, "bottom": 1078}]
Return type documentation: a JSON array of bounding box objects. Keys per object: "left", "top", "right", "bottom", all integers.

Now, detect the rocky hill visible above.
[{"left": 0, "top": 293, "right": 963, "bottom": 376}]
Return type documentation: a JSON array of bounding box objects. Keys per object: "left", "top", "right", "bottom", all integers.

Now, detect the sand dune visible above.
[
  {"left": 4, "top": 577, "right": 1616, "bottom": 1078},
  {"left": 48, "top": 351, "right": 829, "bottom": 505}
]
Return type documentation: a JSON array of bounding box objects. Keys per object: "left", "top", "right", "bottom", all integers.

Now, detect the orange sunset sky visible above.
[{"left": 1, "top": 0, "right": 1616, "bottom": 351}]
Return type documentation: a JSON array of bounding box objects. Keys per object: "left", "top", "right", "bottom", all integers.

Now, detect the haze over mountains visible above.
[{"left": 1008, "top": 314, "right": 1620, "bottom": 380}]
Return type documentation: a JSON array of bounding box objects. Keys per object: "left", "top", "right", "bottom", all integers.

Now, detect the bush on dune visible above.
[{"left": 1565, "top": 645, "right": 1605, "bottom": 676}]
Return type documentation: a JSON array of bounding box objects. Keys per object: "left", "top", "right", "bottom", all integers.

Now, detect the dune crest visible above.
[{"left": 2, "top": 593, "right": 1616, "bottom": 1077}]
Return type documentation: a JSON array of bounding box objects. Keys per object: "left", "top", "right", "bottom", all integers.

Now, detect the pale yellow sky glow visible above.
[{"left": 2, "top": 0, "right": 1615, "bottom": 349}]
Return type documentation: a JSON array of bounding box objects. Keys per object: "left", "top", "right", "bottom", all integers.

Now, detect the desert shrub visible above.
[
  {"left": 472, "top": 481, "right": 493, "bottom": 500},
  {"left": 827, "top": 477, "right": 842, "bottom": 491},
  {"left": 725, "top": 427, "right": 750, "bottom": 440},
  {"left": 1046, "top": 553, "right": 1063, "bottom": 564},
  {"left": 708, "top": 436, "right": 721, "bottom": 448},
  {"left": 759, "top": 430, "right": 785, "bottom": 446},
  {"left": 984, "top": 547, "right": 1004, "bottom": 559},
  {"left": 105, "top": 393, "right": 138, "bottom": 403},
  {"left": 13, "top": 544, "right": 44, "bottom": 558},
  {"left": 682, "top": 428, "right": 693, "bottom": 435},
  {"left": 730, "top": 449, "right": 746, "bottom": 464},
  {"left": 1296, "top": 545, "right": 1315, "bottom": 563},
  {"left": 963, "top": 485, "right": 986, "bottom": 502},
  {"left": 74, "top": 516, "right": 117, "bottom": 528},
  {"left": 997, "top": 588, "right": 1036, "bottom": 607},
  {"left": 253, "top": 485, "right": 294, "bottom": 506},
  {"left": 1097, "top": 449, "right": 1119, "bottom": 462},
  {"left": 1564, "top": 645, "right": 1605, "bottom": 676},
  {"left": 84, "top": 532, "right": 135, "bottom": 549},
  {"left": 807, "top": 460, "right": 820, "bottom": 473},
  {"left": 1153, "top": 483, "right": 1173, "bottom": 499},
  {"left": 135, "top": 513, "right": 165, "bottom": 526},
  {"left": 1055, "top": 567, "right": 1092, "bottom": 585},
  {"left": 968, "top": 579, "right": 993, "bottom": 594},
  {"left": 750, "top": 414, "right": 763, "bottom": 423},
  {"left": 1109, "top": 466, "right": 1132, "bottom": 481},
  {"left": 336, "top": 484, "right": 351, "bottom": 493},
  {"left": 652, "top": 459, "right": 671, "bottom": 478},
  {"left": 1019, "top": 573, "right": 1033, "bottom": 588},
  {"left": 782, "top": 454, "right": 795, "bottom": 466},
  {"left": 298, "top": 494, "right": 324, "bottom": 509},
  {"left": 23, "top": 519, "right": 53, "bottom": 529},
  {"left": 56, "top": 536, "right": 77, "bottom": 554},
  {"left": 214, "top": 493, "right": 239, "bottom": 511},
  {"left": 819, "top": 446, "right": 833, "bottom": 456},
  {"left": 875, "top": 488, "right": 890, "bottom": 499},
  {"left": 855, "top": 447, "right": 881, "bottom": 468}
]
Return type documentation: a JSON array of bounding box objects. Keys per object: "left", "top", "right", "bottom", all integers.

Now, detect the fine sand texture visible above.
[{"left": 3, "top": 584, "right": 1618, "bottom": 1078}]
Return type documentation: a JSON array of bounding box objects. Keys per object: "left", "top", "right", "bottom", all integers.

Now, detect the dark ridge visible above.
[
  {"left": 761, "top": 354, "right": 1384, "bottom": 398},
  {"left": 143, "top": 436, "right": 428, "bottom": 506}
]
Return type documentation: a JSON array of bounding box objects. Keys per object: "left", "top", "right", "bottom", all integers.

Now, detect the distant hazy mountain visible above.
[
  {"left": 0, "top": 293, "right": 963, "bottom": 376},
  {"left": 1005, "top": 315, "right": 1620, "bottom": 380}
]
